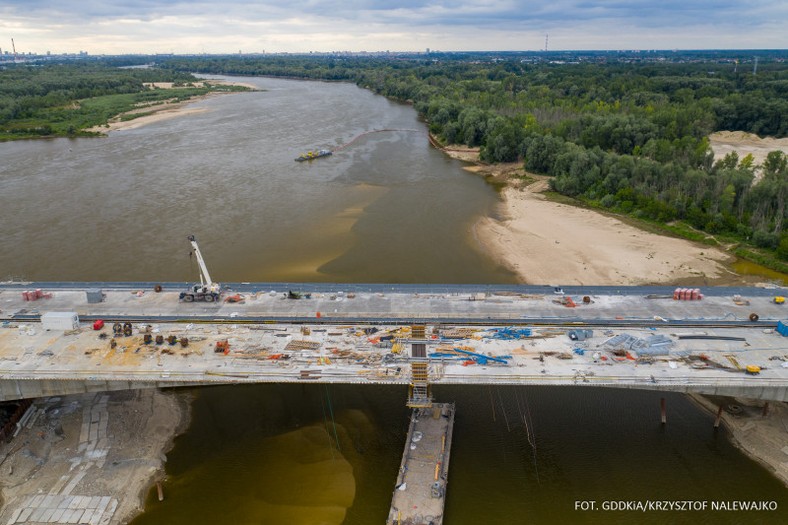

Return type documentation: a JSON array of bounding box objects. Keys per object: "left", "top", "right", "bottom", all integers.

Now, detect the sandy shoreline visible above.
[
  {"left": 709, "top": 131, "right": 788, "bottom": 181},
  {"left": 442, "top": 146, "right": 736, "bottom": 287},
  {"left": 85, "top": 80, "right": 255, "bottom": 134},
  {"left": 0, "top": 389, "right": 189, "bottom": 525},
  {"left": 438, "top": 132, "right": 788, "bottom": 287},
  {"left": 474, "top": 178, "right": 733, "bottom": 285}
]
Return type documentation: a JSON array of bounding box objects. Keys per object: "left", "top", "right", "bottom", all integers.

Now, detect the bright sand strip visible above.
[
  {"left": 468, "top": 130, "right": 788, "bottom": 286},
  {"left": 709, "top": 131, "right": 788, "bottom": 173},
  {"left": 85, "top": 80, "right": 256, "bottom": 134},
  {"left": 474, "top": 177, "right": 731, "bottom": 285}
]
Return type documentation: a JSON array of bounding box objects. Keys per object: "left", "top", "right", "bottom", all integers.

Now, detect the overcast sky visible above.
[{"left": 1, "top": 1, "right": 785, "bottom": 55}]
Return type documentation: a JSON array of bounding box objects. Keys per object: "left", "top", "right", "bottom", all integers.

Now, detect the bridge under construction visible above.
[
  {"left": 1, "top": 282, "right": 787, "bottom": 403},
  {"left": 2, "top": 281, "right": 788, "bottom": 525}
]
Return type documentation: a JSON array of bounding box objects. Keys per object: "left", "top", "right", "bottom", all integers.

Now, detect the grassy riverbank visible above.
[
  {"left": 0, "top": 63, "right": 250, "bottom": 141},
  {"left": 0, "top": 84, "right": 249, "bottom": 140}
]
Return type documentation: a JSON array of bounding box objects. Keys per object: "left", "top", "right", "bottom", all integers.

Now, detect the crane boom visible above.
[
  {"left": 188, "top": 234, "right": 214, "bottom": 287},
  {"left": 180, "top": 235, "right": 220, "bottom": 302}
]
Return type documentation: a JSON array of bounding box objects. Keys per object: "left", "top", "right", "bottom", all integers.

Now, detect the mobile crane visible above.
[{"left": 180, "top": 235, "right": 221, "bottom": 302}]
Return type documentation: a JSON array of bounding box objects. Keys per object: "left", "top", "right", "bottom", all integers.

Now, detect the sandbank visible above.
[
  {"left": 474, "top": 177, "right": 732, "bottom": 285},
  {"left": 435, "top": 142, "right": 734, "bottom": 286},
  {"left": 709, "top": 131, "right": 788, "bottom": 181},
  {"left": 86, "top": 80, "right": 255, "bottom": 134}
]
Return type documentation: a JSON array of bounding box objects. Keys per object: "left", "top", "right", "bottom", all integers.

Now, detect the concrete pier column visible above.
[
  {"left": 762, "top": 402, "right": 770, "bottom": 417},
  {"left": 714, "top": 405, "right": 723, "bottom": 428},
  {"left": 660, "top": 397, "right": 666, "bottom": 425}
]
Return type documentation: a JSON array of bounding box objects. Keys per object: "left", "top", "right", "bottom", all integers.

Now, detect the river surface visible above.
[
  {"left": 1, "top": 76, "right": 786, "bottom": 524},
  {"left": 0, "top": 76, "right": 511, "bottom": 284}
]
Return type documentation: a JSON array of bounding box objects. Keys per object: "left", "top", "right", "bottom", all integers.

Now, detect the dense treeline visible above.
[
  {"left": 161, "top": 54, "right": 788, "bottom": 265},
  {"left": 0, "top": 63, "right": 202, "bottom": 138}
]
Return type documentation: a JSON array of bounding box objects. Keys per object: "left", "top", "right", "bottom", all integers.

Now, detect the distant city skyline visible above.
[{"left": 1, "top": 1, "right": 786, "bottom": 55}]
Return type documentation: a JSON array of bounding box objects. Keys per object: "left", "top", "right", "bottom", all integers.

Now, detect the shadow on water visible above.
[{"left": 132, "top": 385, "right": 787, "bottom": 525}]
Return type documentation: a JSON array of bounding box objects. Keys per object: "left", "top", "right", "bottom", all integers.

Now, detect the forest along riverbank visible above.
[
  {"left": 440, "top": 143, "right": 734, "bottom": 286},
  {"left": 0, "top": 390, "right": 187, "bottom": 525}
]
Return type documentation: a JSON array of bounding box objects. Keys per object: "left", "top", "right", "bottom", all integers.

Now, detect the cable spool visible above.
[
  {"left": 749, "top": 313, "right": 759, "bottom": 322},
  {"left": 154, "top": 284, "right": 163, "bottom": 293}
]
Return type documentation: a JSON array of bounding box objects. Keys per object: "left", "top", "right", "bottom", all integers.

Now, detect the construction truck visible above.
[{"left": 180, "top": 235, "right": 221, "bottom": 302}]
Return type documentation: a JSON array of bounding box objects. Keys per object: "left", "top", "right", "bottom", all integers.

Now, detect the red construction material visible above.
[
  {"left": 93, "top": 319, "right": 105, "bottom": 330},
  {"left": 215, "top": 340, "right": 230, "bottom": 355},
  {"left": 673, "top": 288, "right": 680, "bottom": 300}
]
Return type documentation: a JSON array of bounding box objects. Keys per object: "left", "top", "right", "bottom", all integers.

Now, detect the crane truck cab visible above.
[
  {"left": 180, "top": 283, "right": 221, "bottom": 302},
  {"left": 180, "top": 235, "right": 222, "bottom": 303}
]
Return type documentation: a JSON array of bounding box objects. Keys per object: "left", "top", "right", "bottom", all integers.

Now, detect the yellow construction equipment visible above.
[
  {"left": 745, "top": 365, "right": 761, "bottom": 375},
  {"left": 774, "top": 296, "right": 785, "bottom": 305}
]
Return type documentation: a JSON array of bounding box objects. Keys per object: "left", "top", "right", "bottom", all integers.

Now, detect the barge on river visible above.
[
  {"left": 295, "top": 149, "right": 332, "bottom": 162},
  {"left": 387, "top": 403, "right": 455, "bottom": 525}
]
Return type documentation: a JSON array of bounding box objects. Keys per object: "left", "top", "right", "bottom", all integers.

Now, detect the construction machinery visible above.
[
  {"left": 774, "top": 296, "right": 785, "bottom": 305},
  {"left": 180, "top": 235, "right": 221, "bottom": 302}
]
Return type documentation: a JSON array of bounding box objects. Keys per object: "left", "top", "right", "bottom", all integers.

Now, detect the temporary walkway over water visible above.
[
  {"left": 387, "top": 404, "right": 455, "bottom": 525},
  {"left": 1, "top": 283, "right": 787, "bottom": 402}
]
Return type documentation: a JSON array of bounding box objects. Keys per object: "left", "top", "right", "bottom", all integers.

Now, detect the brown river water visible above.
[{"left": 1, "top": 76, "right": 786, "bottom": 524}]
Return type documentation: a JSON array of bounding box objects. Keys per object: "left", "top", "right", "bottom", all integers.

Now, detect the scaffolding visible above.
[{"left": 407, "top": 325, "right": 433, "bottom": 408}]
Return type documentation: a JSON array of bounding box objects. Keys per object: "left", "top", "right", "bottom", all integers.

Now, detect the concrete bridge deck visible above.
[{"left": 1, "top": 283, "right": 787, "bottom": 402}]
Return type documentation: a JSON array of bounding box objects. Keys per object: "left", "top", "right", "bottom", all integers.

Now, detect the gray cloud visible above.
[{"left": 1, "top": 1, "right": 785, "bottom": 53}]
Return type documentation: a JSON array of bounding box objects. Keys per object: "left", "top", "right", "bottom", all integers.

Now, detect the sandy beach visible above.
[
  {"left": 85, "top": 80, "right": 256, "bottom": 134},
  {"left": 462, "top": 131, "right": 788, "bottom": 287},
  {"left": 709, "top": 131, "right": 788, "bottom": 180},
  {"left": 472, "top": 173, "right": 732, "bottom": 286},
  {"left": 431, "top": 139, "right": 736, "bottom": 286},
  {"left": 439, "top": 132, "right": 788, "bottom": 288}
]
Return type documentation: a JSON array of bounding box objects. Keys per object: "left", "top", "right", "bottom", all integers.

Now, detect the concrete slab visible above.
[{"left": 2, "top": 285, "right": 788, "bottom": 402}]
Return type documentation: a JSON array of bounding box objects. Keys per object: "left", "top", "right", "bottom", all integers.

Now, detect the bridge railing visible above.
[{"left": 4, "top": 367, "right": 786, "bottom": 388}]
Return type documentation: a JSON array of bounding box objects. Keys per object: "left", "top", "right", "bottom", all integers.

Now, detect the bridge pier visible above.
[
  {"left": 660, "top": 397, "right": 666, "bottom": 425},
  {"left": 714, "top": 404, "right": 724, "bottom": 428}
]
